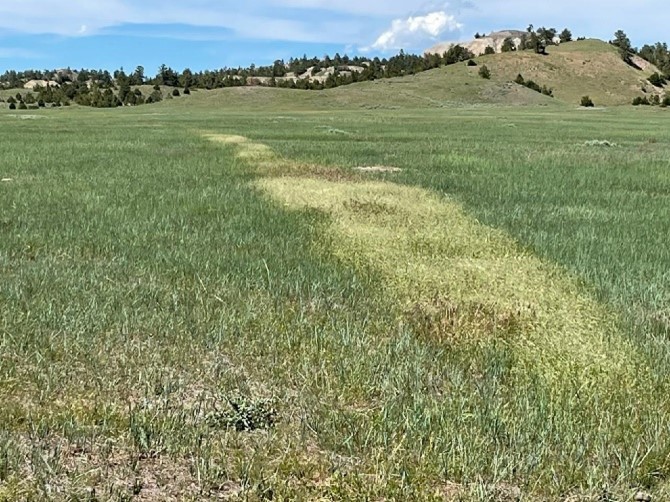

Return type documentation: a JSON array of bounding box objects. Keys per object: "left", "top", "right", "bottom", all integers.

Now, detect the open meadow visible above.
[{"left": 1, "top": 88, "right": 670, "bottom": 500}]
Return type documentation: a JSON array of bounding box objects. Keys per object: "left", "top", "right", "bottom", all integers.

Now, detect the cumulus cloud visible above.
[{"left": 367, "top": 11, "right": 463, "bottom": 52}]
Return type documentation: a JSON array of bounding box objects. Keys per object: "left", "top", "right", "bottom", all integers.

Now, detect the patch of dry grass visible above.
[{"left": 257, "top": 176, "right": 641, "bottom": 391}]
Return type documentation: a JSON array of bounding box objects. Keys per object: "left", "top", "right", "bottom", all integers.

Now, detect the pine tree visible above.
[
  {"left": 559, "top": 28, "right": 573, "bottom": 43},
  {"left": 612, "top": 30, "right": 633, "bottom": 63}
]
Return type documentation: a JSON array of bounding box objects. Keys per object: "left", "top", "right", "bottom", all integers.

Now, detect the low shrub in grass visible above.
[
  {"left": 580, "top": 95, "right": 595, "bottom": 107},
  {"left": 515, "top": 74, "right": 554, "bottom": 96},
  {"left": 478, "top": 65, "right": 491, "bottom": 79},
  {"left": 206, "top": 392, "right": 278, "bottom": 432},
  {"left": 648, "top": 72, "right": 667, "bottom": 87},
  {"left": 632, "top": 96, "right": 650, "bottom": 106}
]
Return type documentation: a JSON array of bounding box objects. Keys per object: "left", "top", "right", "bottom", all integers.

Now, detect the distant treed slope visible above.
[{"left": 0, "top": 34, "right": 667, "bottom": 109}]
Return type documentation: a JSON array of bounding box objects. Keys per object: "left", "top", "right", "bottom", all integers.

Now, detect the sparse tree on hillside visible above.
[
  {"left": 522, "top": 25, "right": 546, "bottom": 54},
  {"left": 272, "top": 60, "right": 286, "bottom": 77},
  {"left": 648, "top": 72, "right": 667, "bottom": 87},
  {"left": 148, "top": 89, "right": 163, "bottom": 103},
  {"left": 580, "top": 95, "right": 594, "bottom": 107},
  {"left": 157, "top": 64, "right": 179, "bottom": 86},
  {"left": 77, "top": 70, "right": 90, "bottom": 84},
  {"left": 484, "top": 46, "right": 495, "bottom": 55},
  {"left": 116, "top": 70, "right": 131, "bottom": 103},
  {"left": 529, "top": 30, "right": 545, "bottom": 54},
  {"left": 131, "top": 66, "right": 145, "bottom": 85},
  {"left": 639, "top": 42, "right": 670, "bottom": 77},
  {"left": 537, "top": 27, "right": 557, "bottom": 48},
  {"left": 133, "top": 88, "right": 145, "bottom": 105},
  {"left": 443, "top": 44, "right": 474, "bottom": 64},
  {"left": 501, "top": 37, "right": 516, "bottom": 52},
  {"left": 559, "top": 28, "right": 573, "bottom": 43},
  {"left": 612, "top": 30, "right": 633, "bottom": 64},
  {"left": 180, "top": 68, "right": 194, "bottom": 88},
  {"left": 519, "top": 33, "right": 529, "bottom": 50},
  {"left": 98, "top": 70, "right": 114, "bottom": 88}
]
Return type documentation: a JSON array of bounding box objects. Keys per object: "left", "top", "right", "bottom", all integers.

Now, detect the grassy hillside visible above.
[
  {"left": 158, "top": 73, "right": 555, "bottom": 112},
  {"left": 472, "top": 39, "right": 662, "bottom": 106},
  {"left": 143, "top": 39, "right": 663, "bottom": 109},
  {"left": 1, "top": 39, "right": 662, "bottom": 111}
]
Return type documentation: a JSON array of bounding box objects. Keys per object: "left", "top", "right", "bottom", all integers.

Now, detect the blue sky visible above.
[{"left": 0, "top": 1, "right": 667, "bottom": 75}]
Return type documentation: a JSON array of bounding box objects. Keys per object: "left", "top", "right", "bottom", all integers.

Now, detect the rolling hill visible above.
[
  {"left": 1, "top": 40, "right": 665, "bottom": 111},
  {"left": 466, "top": 39, "right": 663, "bottom": 106},
  {"left": 153, "top": 39, "right": 663, "bottom": 111}
]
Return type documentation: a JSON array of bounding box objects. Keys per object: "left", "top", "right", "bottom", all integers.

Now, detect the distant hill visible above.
[
  {"left": 1, "top": 37, "right": 665, "bottom": 110},
  {"left": 423, "top": 33, "right": 665, "bottom": 106},
  {"left": 462, "top": 39, "right": 663, "bottom": 106}
]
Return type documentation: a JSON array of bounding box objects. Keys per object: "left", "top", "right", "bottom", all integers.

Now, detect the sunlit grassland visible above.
[{"left": 1, "top": 100, "right": 670, "bottom": 500}]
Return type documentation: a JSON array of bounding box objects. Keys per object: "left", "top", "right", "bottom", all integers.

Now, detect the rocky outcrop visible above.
[
  {"left": 426, "top": 30, "right": 527, "bottom": 56},
  {"left": 23, "top": 79, "right": 60, "bottom": 90}
]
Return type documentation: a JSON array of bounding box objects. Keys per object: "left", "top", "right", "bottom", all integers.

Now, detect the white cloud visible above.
[{"left": 367, "top": 11, "right": 463, "bottom": 52}]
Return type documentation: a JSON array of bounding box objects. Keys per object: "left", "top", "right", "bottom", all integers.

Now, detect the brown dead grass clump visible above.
[{"left": 408, "top": 294, "right": 536, "bottom": 345}]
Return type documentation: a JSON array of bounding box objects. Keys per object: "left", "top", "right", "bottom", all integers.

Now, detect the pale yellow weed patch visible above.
[
  {"left": 202, "top": 130, "right": 643, "bottom": 390},
  {"left": 203, "top": 133, "right": 276, "bottom": 162},
  {"left": 257, "top": 177, "right": 643, "bottom": 389},
  {"left": 203, "top": 133, "right": 249, "bottom": 144}
]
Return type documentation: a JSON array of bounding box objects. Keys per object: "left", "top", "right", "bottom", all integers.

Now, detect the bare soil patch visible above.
[{"left": 354, "top": 166, "right": 402, "bottom": 173}]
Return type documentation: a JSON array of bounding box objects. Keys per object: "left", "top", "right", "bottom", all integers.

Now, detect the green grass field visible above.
[{"left": 1, "top": 87, "right": 670, "bottom": 501}]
